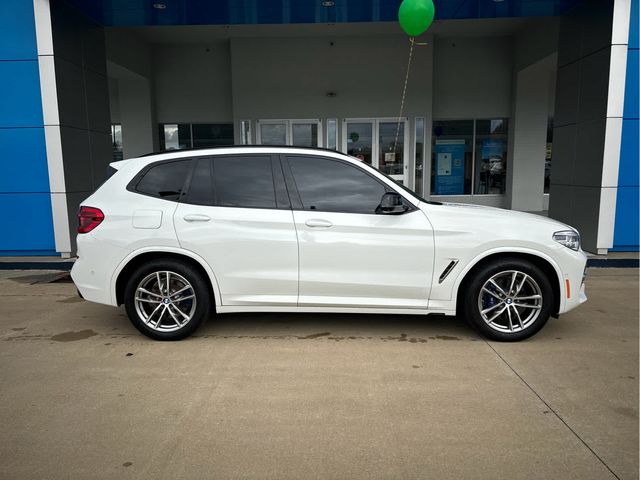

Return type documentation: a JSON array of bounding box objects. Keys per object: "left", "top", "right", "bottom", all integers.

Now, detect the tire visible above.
[
  {"left": 461, "top": 258, "right": 553, "bottom": 341},
  {"left": 124, "top": 258, "right": 211, "bottom": 340}
]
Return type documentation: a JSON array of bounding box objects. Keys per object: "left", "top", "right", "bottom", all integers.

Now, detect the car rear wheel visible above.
[
  {"left": 124, "top": 259, "right": 211, "bottom": 340},
  {"left": 462, "top": 258, "right": 553, "bottom": 341}
]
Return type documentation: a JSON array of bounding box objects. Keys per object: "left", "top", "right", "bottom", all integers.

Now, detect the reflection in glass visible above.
[
  {"left": 346, "top": 122, "right": 373, "bottom": 165},
  {"left": 292, "top": 123, "right": 318, "bottom": 147},
  {"left": 474, "top": 119, "right": 508, "bottom": 195},
  {"left": 111, "top": 124, "right": 123, "bottom": 161},
  {"left": 260, "top": 123, "right": 287, "bottom": 145},
  {"left": 414, "top": 118, "right": 425, "bottom": 196},
  {"left": 326, "top": 118, "right": 337, "bottom": 150},
  {"left": 192, "top": 124, "right": 234, "bottom": 148},
  {"left": 160, "top": 124, "right": 191, "bottom": 151},
  {"left": 378, "top": 121, "right": 404, "bottom": 177},
  {"left": 431, "top": 120, "right": 474, "bottom": 195},
  {"left": 545, "top": 117, "right": 553, "bottom": 194},
  {"left": 240, "top": 120, "right": 252, "bottom": 145}
]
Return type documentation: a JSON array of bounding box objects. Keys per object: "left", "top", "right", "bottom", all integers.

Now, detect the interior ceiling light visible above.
[
  {"left": 152, "top": 3, "right": 167, "bottom": 9},
  {"left": 322, "top": 1, "right": 335, "bottom": 7}
]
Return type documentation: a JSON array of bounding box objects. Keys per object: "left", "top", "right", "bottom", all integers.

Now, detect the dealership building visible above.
[{"left": 1, "top": 0, "right": 637, "bottom": 256}]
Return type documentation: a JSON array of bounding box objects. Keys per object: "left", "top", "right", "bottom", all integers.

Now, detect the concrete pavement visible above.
[{"left": 0, "top": 268, "right": 637, "bottom": 479}]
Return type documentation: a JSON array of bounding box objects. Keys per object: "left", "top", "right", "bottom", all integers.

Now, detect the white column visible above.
[{"left": 33, "top": 0, "right": 71, "bottom": 256}]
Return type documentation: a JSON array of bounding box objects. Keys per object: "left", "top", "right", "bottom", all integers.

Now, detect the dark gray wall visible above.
[
  {"left": 50, "top": 0, "right": 111, "bottom": 252},
  {"left": 549, "top": 0, "right": 614, "bottom": 252}
]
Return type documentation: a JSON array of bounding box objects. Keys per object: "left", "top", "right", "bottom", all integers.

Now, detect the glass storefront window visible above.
[
  {"left": 192, "top": 123, "right": 234, "bottom": 148},
  {"left": 431, "top": 120, "right": 474, "bottom": 195},
  {"left": 259, "top": 122, "right": 287, "bottom": 145},
  {"left": 111, "top": 124, "right": 123, "bottom": 161},
  {"left": 378, "top": 121, "right": 405, "bottom": 179},
  {"left": 326, "top": 118, "right": 337, "bottom": 150},
  {"left": 240, "top": 120, "right": 252, "bottom": 145},
  {"left": 545, "top": 117, "right": 553, "bottom": 194},
  {"left": 159, "top": 124, "right": 191, "bottom": 151},
  {"left": 158, "top": 123, "right": 233, "bottom": 151},
  {"left": 474, "top": 119, "right": 508, "bottom": 195},
  {"left": 345, "top": 122, "right": 373, "bottom": 165},
  {"left": 291, "top": 122, "right": 318, "bottom": 147},
  {"left": 414, "top": 118, "right": 425, "bottom": 196}
]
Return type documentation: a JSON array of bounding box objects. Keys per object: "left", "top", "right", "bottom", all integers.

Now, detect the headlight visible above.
[{"left": 553, "top": 230, "right": 581, "bottom": 251}]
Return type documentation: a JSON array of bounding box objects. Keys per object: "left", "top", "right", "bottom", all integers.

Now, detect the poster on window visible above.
[
  {"left": 434, "top": 140, "right": 465, "bottom": 195},
  {"left": 478, "top": 139, "right": 505, "bottom": 194}
]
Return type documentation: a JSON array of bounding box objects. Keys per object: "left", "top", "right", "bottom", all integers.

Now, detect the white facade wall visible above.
[{"left": 105, "top": 20, "right": 559, "bottom": 213}]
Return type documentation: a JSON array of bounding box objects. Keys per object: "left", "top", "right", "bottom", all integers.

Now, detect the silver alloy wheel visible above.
[
  {"left": 134, "top": 271, "right": 197, "bottom": 332},
  {"left": 477, "top": 270, "right": 543, "bottom": 334}
]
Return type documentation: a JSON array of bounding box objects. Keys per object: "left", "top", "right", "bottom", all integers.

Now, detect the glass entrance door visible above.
[
  {"left": 343, "top": 119, "right": 408, "bottom": 184},
  {"left": 344, "top": 121, "right": 374, "bottom": 165}
]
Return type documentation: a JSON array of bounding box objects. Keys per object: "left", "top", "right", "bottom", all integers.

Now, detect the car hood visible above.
[{"left": 420, "top": 201, "right": 575, "bottom": 233}]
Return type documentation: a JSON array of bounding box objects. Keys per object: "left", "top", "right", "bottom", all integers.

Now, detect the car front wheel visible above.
[
  {"left": 124, "top": 259, "right": 211, "bottom": 340},
  {"left": 462, "top": 258, "right": 554, "bottom": 341}
]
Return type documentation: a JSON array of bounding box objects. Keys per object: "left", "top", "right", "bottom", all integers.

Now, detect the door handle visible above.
[
  {"left": 183, "top": 214, "right": 211, "bottom": 222},
  {"left": 305, "top": 219, "right": 333, "bottom": 228}
]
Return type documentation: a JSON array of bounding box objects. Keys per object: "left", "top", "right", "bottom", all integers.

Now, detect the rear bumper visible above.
[{"left": 70, "top": 234, "right": 128, "bottom": 307}]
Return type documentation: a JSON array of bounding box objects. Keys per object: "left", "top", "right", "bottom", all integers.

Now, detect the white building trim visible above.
[{"left": 33, "top": 0, "right": 71, "bottom": 255}]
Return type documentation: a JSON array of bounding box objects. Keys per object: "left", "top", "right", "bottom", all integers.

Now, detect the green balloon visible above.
[{"left": 398, "top": 0, "right": 435, "bottom": 37}]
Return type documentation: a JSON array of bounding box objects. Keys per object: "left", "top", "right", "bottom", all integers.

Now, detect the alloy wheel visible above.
[
  {"left": 134, "top": 271, "right": 197, "bottom": 332},
  {"left": 477, "top": 270, "right": 543, "bottom": 334}
]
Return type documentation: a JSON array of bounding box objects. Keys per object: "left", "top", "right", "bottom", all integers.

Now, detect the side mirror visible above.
[{"left": 376, "top": 192, "right": 408, "bottom": 215}]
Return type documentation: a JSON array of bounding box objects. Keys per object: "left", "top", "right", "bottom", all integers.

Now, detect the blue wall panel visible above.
[
  {"left": 0, "top": 61, "right": 44, "bottom": 128},
  {"left": 0, "top": 128, "right": 50, "bottom": 193},
  {"left": 0, "top": 0, "right": 38, "bottom": 60},
  {"left": 0, "top": 193, "right": 56, "bottom": 254},
  {"left": 613, "top": 0, "right": 639, "bottom": 251},
  {"left": 0, "top": 2, "right": 55, "bottom": 255}
]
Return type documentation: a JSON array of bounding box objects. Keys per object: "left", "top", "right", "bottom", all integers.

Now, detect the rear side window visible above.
[
  {"left": 287, "top": 156, "right": 386, "bottom": 214},
  {"left": 212, "top": 156, "right": 276, "bottom": 208},
  {"left": 135, "top": 160, "right": 191, "bottom": 201}
]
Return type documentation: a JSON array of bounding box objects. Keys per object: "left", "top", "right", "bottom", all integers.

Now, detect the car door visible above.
[
  {"left": 174, "top": 154, "right": 298, "bottom": 306},
  {"left": 282, "top": 154, "right": 435, "bottom": 309}
]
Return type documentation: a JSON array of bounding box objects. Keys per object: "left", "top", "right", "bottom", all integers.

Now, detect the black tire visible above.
[
  {"left": 124, "top": 258, "right": 211, "bottom": 341},
  {"left": 461, "top": 258, "right": 553, "bottom": 341}
]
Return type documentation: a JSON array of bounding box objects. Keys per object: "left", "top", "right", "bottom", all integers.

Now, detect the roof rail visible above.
[{"left": 139, "top": 144, "right": 344, "bottom": 157}]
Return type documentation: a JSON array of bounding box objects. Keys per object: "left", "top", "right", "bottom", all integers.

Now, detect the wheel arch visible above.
[
  {"left": 112, "top": 247, "right": 222, "bottom": 308},
  {"left": 454, "top": 250, "right": 563, "bottom": 317}
]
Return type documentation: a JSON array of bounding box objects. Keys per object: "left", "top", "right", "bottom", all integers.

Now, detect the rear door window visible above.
[{"left": 212, "top": 156, "right": 276, "bottom": 209}]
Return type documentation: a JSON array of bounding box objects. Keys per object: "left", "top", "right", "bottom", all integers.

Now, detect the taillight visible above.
[{"left": 77, "top": 206, "right": 104, "bottom": 234}]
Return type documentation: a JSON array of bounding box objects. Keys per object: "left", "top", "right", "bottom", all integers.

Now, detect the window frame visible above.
[
  {"left": 430, "top": 117, "right": 509, "bottom": 197},
  {"left": 280, "top": 154, "right": 416, "bottom": 216}
]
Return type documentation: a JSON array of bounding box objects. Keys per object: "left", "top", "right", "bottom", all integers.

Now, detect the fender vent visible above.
[{"left": 438, "top": 260, "right": 459, "bottom": 284}]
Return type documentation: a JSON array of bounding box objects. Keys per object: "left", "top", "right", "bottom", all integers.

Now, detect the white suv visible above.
[{"left": 71, "top": 147, "right": 587, "bottom": 341}]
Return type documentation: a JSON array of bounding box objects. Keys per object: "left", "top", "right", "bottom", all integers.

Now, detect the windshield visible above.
[{"left": 347, "top": 155, "right": 442, "bottom": 205}]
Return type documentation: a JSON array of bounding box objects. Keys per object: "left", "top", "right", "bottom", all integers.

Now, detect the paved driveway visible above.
[{"left": 0, "top": 268, "right": 637, "bottom": 480}]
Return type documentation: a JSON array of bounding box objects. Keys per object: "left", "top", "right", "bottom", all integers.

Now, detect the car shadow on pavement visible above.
[{"left": 192, "top": 311, "right": 481, "bottom": 342}]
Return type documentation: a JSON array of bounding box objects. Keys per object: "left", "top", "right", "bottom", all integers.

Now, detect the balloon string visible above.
[{"left": 393, "top": 36, "right": 415, "bottom": 157}]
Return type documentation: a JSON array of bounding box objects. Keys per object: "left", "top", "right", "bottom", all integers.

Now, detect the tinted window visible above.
[
  {"left": 185, "top": 158, "right": 214, "bottom": 206},
  {"left": 213, "top": 156, "right": 276, "bottom": 208},
  {"left": 288, "top": 157, "right": 386, "bottom": 214},
  {"left": 136, "top": 160, "right": 191, "bottom": 201}
]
